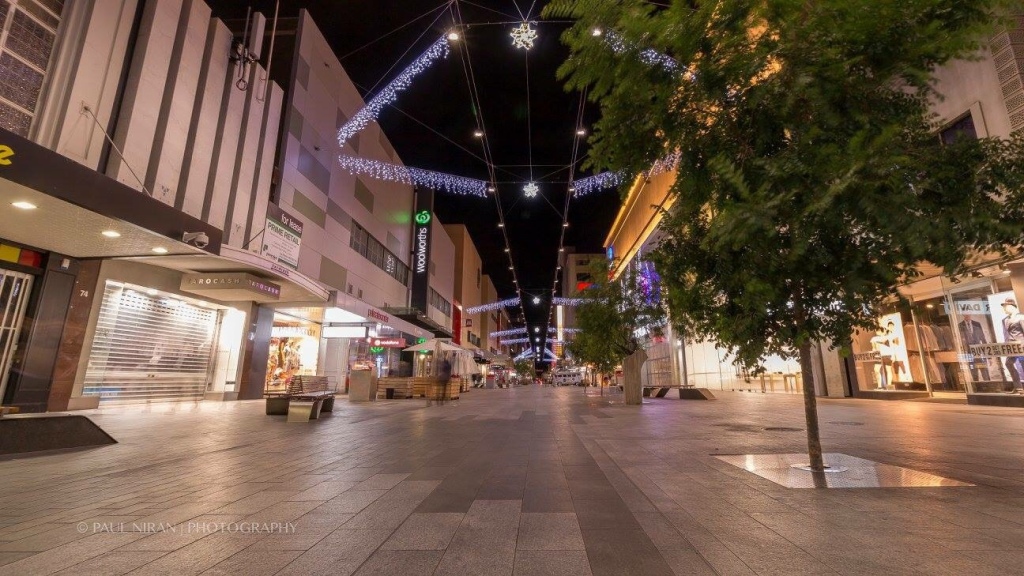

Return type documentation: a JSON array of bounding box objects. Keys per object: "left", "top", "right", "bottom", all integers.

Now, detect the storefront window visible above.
[
  {"left": 852, "top": 303, "right": 925, "bottom": 391},
  {"left": 943, "top": 276, "right": 1023, "bottom": 394},
  {"left": 265, "top": 314, "right": 320, "bottom": 392},
  {"left": 910, "top": 296, "right": 963, "bottom": 392}
]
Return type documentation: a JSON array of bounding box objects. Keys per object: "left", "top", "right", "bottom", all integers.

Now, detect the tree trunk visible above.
[
  {"left": 623, "top": 349, "right": 647, "bottom": 405},
  {"left": 798, "top": 340, "right": 825, "bottom": 472}
]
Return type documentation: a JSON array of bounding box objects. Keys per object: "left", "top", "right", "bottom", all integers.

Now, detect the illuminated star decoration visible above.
[
  {"left": 523, "top": 182, "right": 539, "bottom": 198},
  {"left": 510, "top": 22, "right": 537, "bottom": 50}
]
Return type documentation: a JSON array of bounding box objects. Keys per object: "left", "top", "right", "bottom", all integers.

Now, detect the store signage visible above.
[
  {"left": 261, "top": 203, "right": 303, "bottom": 270},
  {"left": 272, "top": 325, "right": 318, "bottom": 337},
  {"left": 370, "top": 337, "right": 406, "bottom": 348},
  {"left": 0, "top": 144, "right": 14, "bottom": 165},
  {"left": 969, "top": 343, "right": 1024, "bottom": 358},
  {"left": 465, "top": 318, "right": 473, "bottom": 327},
  {"left": 853, "top": 351, "right": 881, "bottom": 362},
  {"left": 944, "top": 300, "right": 991, "bottom": 314},
  {"left": 367, "top": 308, "right": 390, "bottom": 323},
  {"left": 410, "top": 188, "right": 434, "bottom": 313},
  {"left": 323, "top": 325, "right": 369, "bottom": 338},
  {"left": 181, "top": 272, "right": 281, "bottom": 298}
]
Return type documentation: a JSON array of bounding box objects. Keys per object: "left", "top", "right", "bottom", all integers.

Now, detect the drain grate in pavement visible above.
[
  {"left": 715, "top": 453, "right": 973, "bottom": 489},
  {"left": 827, "top": 421, "right": 864, "bottom": 426},
  {"left": 763, "top": 426, "right": 803, "bottom": 432}
]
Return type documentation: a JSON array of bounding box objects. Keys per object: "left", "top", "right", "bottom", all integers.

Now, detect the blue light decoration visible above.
[
  {"left": 465, "top": 297, "right": 522, "bottom": 315},
  {"left": 501, "top": 337, "right": 532, "bottom": 345},
  {"left": 337, "top": 36, "right": 450, "bottom": 148},
  {"left": 637, "top": 260, "right": 662, "bottom": 305},
  {"left": 337, "top": 155, "right": 488, "bottom": 196}
]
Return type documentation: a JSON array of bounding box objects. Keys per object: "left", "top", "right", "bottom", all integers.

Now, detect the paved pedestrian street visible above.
[{"left": 1, "top": 387, "right": 1023, "bottom": 575}]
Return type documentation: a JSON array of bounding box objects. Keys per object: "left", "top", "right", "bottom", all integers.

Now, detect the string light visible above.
[
  {"left": 337, "top": 35, "right": 450, "bottom": 148},
  {"left": 605, "top": 31, "right": 680, "bottom": 73},
  {"left": 491, "top": 327, "right": 527, "bottom": 338},
  {"left": 572, "top": 151, "right": 682, "bottom": 198},
  {"left": 573, "top": 171, "right": 626, "bottom": 197},
  {"left": 510, "top": 22, "right": 537, "bottom": 50},
  {"left": 337, "top": 155, "right": 488, "bottom": 196},
  {"left": 465, "top": 297, "right": 522, "bottom": 314},
  {"left": 502, "top": 337, "right": 532, "bottom": 345},
  {"left": 523, "top": 182, "right": 539, "bottom": 198},
  {"left": 552, "top": 297, "right": 587, "bottom": 306}
]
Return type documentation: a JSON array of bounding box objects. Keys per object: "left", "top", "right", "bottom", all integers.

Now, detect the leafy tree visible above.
[
  {"left": 566, "top": 260, "right": 666, "bottom": 403},
  {"left": 514, "top": 359, "right": 535, "bottom": 381},
  {"left": 546, "top": 0, "right": 1024, "bottom": 470}
]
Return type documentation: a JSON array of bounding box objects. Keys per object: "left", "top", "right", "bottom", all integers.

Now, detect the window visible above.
[
  {"left": 428, "top": 288, "right": 452, "bottom": 317},
  {"left": 349, "top": 221, "right": 410, "bottom": 286},
  {"left": 940, "top": 113, "right": 977, "bottom": 145}
]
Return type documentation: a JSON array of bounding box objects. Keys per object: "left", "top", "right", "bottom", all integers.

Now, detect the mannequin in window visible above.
[
  {"left": 869, "top": 327, "right": 894, "bottom": 389},
  {"left": 884, "top": 321, "right": 905, "bottom": 383},
  {"left": 1001, "top": 299, "right": 1024, "bottom": 393},
  {"left": 958, "top": 313, "right": 990, "bottom": 381}
]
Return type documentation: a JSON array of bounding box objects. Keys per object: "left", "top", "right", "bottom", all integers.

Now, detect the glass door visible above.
[{"left": 0, "top": 269, "right": 34, "bottom": 403}]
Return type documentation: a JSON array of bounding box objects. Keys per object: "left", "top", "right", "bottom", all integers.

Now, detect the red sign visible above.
[
  {"left": 370, "top": 338, "right": 406, "bottom": 348},
  {"left": 367, "top": 309, "right": 390, "bottom": 323}
]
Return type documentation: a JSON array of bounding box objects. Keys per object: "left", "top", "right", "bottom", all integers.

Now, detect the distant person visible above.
[{"left": 431, "top": 357, "right": 452, "bottom": 406}]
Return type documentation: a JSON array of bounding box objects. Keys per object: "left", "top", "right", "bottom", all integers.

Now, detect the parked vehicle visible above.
[{"left": 553, "top": 370, "right": 584, "bottom": 386}]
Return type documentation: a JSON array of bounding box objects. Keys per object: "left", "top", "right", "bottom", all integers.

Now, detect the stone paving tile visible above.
[
  {"left": 52, "top": 550, "right": 166, "bottom": 575},
  {"left": 201, "top": 545, "right": 303, "bottom": 576},
  {"left": 3, "top": 388, "right": 1024, "bottom": 575},
  {"left": 513, "top": 550, "right": 592, "bottom": 576},
  {"left": 380, "top": 512, "right": 464, "bottom": 550},
  {"left": 352, "top": 550, "right": 443, "bottom": 575},
  {"left": 516, "top": 513, "right": 585, "bottom": 551},
  {"left": 275, "top": 529, "right": 391, "bottom": 576}
]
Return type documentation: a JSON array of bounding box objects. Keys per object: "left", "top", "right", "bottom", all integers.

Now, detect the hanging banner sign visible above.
[{"left": 262, "top": 204, "right": 303, "bottom": 269}]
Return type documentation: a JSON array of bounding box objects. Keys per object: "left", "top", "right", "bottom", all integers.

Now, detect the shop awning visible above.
[
  {"left": 383, "top": 307, "right": 454, "bottom": 338},
  {"left": 130, "top": 245, "right": 329, "bottom": 304},
  {"left": 0, "top": 128, "right": 221, "bottom": 259}
]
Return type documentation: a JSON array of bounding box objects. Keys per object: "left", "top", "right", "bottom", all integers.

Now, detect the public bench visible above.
[{"left": 265, "top": 375, "right": 336, "bottom": 420}]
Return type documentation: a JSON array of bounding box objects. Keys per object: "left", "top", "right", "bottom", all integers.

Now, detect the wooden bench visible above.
[{"left": 265, "top": 375, "right": 336, "bottom": 421}]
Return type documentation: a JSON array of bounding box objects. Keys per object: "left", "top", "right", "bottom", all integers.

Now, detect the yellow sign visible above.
[{"left": 0, "top": 145, "right": 13, "bottom": 165}]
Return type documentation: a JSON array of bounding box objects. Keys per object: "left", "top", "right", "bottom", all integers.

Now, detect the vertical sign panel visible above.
[{"left": 410, "top": 188, "right": 434, "bottom": 313}]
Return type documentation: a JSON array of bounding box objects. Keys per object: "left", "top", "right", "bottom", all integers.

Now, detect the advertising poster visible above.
[
  {"left": 874, "top": 312, "right": 911, "bottom": 384},
  {"left": 262, "top": 204, "right": 303, "bottom": 269}
]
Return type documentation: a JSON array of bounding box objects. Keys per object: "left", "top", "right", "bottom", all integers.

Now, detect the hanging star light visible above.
[
  {"left": 523, "top": 182, "right": 539, "bottom": 198},
  {"left": 510, "top": 22, "right": 537, "bottom": 50}
]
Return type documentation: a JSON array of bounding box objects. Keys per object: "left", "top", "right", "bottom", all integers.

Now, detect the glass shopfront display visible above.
[
  {"left": 265, "top": 314, "right": 320, "bottom": 393},
  {"left": 853, "top": 272, "right": 1022, "bottom": 396}
]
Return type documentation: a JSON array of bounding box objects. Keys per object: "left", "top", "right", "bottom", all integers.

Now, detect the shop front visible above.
[
  {"left": 266, "top": 314, "right": 321, "bottom": 394},
  {"left": 850, "top": 264, "right": 1024, "bottom": 405}
]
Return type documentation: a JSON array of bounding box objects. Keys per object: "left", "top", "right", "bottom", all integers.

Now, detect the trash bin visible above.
[{"left": 386, "top": 388, "right": 394, "bottom": 399}]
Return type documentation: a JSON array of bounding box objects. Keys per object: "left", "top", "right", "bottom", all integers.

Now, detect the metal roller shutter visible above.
[{"left": 83, "top": 282, "right": 218, "bottom": 404}]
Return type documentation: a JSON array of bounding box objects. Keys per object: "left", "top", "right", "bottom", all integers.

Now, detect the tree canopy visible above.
[
  {"left": 566, "top": 260, "right": 666, "bottom": 376},
  {"left": 546, "top": 0, "right": 1024, "bottom": 368},
  {"left": 546, "top": 0, "right": 1024, "bottom": 469}
]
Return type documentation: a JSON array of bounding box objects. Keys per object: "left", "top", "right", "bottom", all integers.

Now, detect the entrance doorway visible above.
[{"left": 0, "top": 269, "right": 33, "bottom": 403}]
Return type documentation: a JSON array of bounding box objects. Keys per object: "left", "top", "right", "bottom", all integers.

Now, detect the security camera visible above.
[{"left": 182, "top": 232, "right": 210, "bottom": 249}]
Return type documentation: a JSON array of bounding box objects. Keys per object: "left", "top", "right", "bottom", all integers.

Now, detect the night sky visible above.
[{"left": 207, "top": 1, "right": 621, "bottom": 334}]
